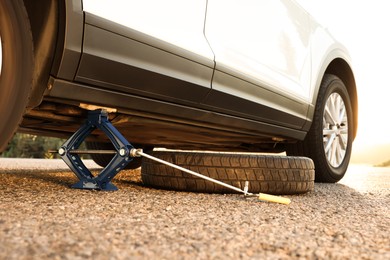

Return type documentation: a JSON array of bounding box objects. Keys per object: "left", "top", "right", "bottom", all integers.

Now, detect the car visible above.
[{"left": 0, "top": 0, "right": 357, "bottom": 183}]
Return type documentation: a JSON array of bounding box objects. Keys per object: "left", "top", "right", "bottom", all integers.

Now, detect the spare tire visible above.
[{"left": 141, "top": 151, "right": 315, "bottom": 195}]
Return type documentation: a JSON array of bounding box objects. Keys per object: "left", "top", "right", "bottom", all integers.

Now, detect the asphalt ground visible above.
[{"left": 0, "top": 158, "right": 389, "bottom": 259}]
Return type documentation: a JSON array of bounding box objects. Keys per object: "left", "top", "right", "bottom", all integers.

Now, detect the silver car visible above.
[{"left": 0, "top": 0, "right": 357, "bottom": 182}]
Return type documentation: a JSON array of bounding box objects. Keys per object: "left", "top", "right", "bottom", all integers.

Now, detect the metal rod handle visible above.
[
  {"left": 135, "top": 150, "right": 250, "bottom": 195},
  {"left": 68, "top": 150, "right": 117, "bottom": 155}
]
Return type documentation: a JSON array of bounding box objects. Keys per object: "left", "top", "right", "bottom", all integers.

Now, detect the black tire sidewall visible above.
[
  {"left": 0, "top": 0, "right": 33, "bottom": 151},
  {"left": 309, "top": 75, "right": 353, "bottom": 182}
]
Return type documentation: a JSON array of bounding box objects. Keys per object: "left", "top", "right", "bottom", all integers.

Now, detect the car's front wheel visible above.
[
  {"left": 287, "top": 74, "right": 353, "bottom": 183},
  {"left": 0, "top": 0, "right": 34, "bottom": 152}
]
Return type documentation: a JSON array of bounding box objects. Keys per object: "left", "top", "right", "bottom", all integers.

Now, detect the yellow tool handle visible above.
[{"left": 258, "top": 193, "right": 291, "bottom": 205}]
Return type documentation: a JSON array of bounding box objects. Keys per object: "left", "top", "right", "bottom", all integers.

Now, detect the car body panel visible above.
[
  {"left": 76, "top": 14, "right": 213, "bottom": 105},
  {"left": 309, "top": 28, "right": 354, "bottom": 104},
  {"left": 204, "top": 0, "right": 312, "bottom": 126},
  {"left": 201, "top": 70, "right": 308, "bottom": 129},
  {"left": 82, "top": 0, "right": 214, "bottom": 63}
]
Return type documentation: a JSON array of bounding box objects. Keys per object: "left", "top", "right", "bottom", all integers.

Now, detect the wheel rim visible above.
[{"left": 323, "top": 92, "right": 349, "bottom": 168}]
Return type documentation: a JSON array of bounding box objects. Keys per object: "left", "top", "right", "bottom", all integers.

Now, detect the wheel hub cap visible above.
[{"left": 323, "top": 93, "right": 348, "bottom": 168}]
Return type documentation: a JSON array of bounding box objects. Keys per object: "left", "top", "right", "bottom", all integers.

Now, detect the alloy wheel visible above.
[{"left": 323, "top": 92, "right": 348, "bottom": 168}]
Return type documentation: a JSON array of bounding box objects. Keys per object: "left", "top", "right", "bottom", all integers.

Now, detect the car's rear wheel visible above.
[
  {"left": 141, "top": 151, "right": 315, "bottom": 195},
  {"left": 287, "top": 74, "right": 353, "bottom": 182},
  {"left": 0, "top": 0, "right": 34, "bottom": 152}
]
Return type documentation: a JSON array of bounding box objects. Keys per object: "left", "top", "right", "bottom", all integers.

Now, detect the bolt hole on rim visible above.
[{"left": 323, "top": 92, "right": 348, "bottom": 168}]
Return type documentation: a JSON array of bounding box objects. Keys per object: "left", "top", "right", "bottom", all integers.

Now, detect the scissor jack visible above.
[
  {"left": 58, "top": 109, "right": 133, "bottom": 191},
  {"left": 58, "top": 109, "right": 290, "bottom": 204}
]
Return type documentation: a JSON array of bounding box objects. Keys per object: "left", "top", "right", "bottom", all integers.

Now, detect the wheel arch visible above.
[
  {"left": 22, "top": 0, "right": 84, "bottom": 109},
  {"left": 324, "top": 58, "right": 358, "bottom": 140},
  {"left": 308, "top": 54, "right": 358, "bottom": 141},
  {"left": 22, "top": 0, "right": 62, "bottom": 109}
]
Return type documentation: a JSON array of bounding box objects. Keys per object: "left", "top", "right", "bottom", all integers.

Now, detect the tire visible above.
[
  {"left": 141, "top": 151, "right": 315, "bottom": 195},
  {"left": 0, "top": 0, "right": 34, "bottom": 152},
  {"left": 86, "top": 141, "right": 151, "bottom": 170},
  {"left": 287, "top": 74, "right": 353, "bottom": 183}
]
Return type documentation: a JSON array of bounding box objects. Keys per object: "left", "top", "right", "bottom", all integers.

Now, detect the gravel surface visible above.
[{"left": 0, "top": 159, "right": 389, "bottom": 259}]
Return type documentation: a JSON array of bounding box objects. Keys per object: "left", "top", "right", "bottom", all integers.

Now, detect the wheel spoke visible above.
[
  {"left": 324, "top": 133, "right": 336, "bottom": 153},
  {"left": 336, "top": 140, "right": 344, "bottom": 165},
  {"left": 333, "top": 96, "right": 340, "bottom": 122},
  {"left": 324, "top": 106, "right": 337, "bottom": 125},
  {"left": 339, "top": 134, "right": 347, "bottom": 150},
  {"left": 340, "top": 127, "right": 348, "bottom": 135},
  {"left": 338, "top": 106, "right": 346, "bottom": 124},
  {"left": 329, "top": 139, "right": 337, "bottom": 165},
  {"left": 323, "top": 129, "right": 335, "bottom": 136}
]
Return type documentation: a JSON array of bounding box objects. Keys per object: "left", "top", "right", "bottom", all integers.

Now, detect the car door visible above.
[
  {"left": 204, "top": 0, "right": 312, "bottom": 129},
  {"left": 78, "top": 0, "right": 214, "bottom": 105}
]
